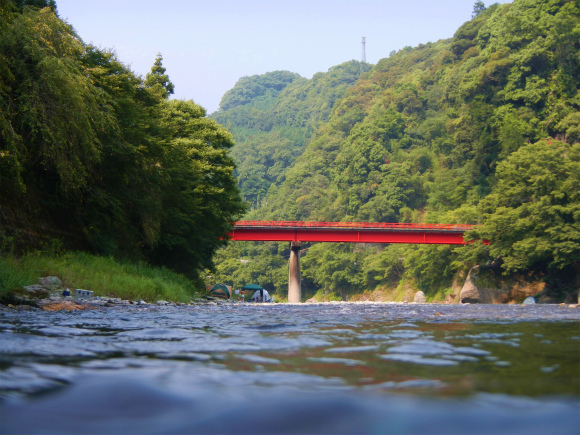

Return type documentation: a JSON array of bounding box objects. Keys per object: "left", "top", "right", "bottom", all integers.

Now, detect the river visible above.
[{"left": 1, "top": 302, "right": 579, "bottom": 434}]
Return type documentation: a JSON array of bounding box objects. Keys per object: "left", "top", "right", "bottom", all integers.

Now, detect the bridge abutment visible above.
[{"left": 288, "top": 241, "right": 301, "bottom": 303}]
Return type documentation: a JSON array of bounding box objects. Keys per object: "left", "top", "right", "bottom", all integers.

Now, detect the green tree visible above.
[
  {"left": 77, "top": 45, "right": 165, "bottom": 257},
  {"left": 302, "top": 243, "right": 364, "bottom": 298},
  {"left": 9, "top": 0, "right": 56, "bottom": 13},
  {"left": 0, "top": 6, "right": 114, "bottom": 196},
  {"left": 212, "top": 0, "right": 580, "bottom": 300},
  {"left": 0, "top": 4, "right": 246, "bottom": 285},
  {"left": 218, "top": 71, "right": 301, "bottom": 111},
  {"left": 472, "top": 1, "right": 486, "bottom": 18},
  {"left": 145, "top": 53, "right": 175, "bottom": 99},
  {"left": 147, "top": 99, "right": 246, "bottom": 275},
  {"left": 478, "top": 139, "right": 580, "bottom": 274}
]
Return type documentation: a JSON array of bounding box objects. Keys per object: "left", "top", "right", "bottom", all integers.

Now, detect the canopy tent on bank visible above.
[{"left": 239, "top": 284, "right": 272, "bottom": 303}]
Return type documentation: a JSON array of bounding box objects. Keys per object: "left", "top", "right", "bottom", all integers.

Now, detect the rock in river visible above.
[{"left": 413, "top": 291, "right": 427, "bottom": 303}]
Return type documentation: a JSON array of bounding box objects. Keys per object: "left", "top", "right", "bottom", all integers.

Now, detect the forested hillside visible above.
[
  {"left": 212, "top": 0, "right": 580, "bottom": 302},
  {"left": 211, "top": 62, "right": 372, "bottom": 208},
  {"left": 0, "top": 0, "right": 245, "bottom": 282}
]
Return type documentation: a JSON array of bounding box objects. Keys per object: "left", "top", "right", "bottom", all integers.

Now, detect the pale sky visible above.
[{"left": 55, "top": 0, "right": 511, "bottom": 114}]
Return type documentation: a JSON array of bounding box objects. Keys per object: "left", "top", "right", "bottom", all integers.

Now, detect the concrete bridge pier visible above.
[{"left": 288, "top": 241, "right": 301, "bottom": 303}]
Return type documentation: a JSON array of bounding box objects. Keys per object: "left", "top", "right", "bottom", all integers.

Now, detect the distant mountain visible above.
[
  {"left": 211, "top": 0, "right": 580, "bottom": 303},
  {"left": 211, "top": 61, "right": 372, "bottom": 208}
]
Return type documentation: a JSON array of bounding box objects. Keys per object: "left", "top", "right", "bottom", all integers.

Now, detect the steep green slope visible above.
[
  {"left": 261, "top": 0, "right": 579, "bottom": 222},
  {"left": 212, "top": 0, "right": 579, "bottom": 301},
  {"left": 211, "top": 62, "right": 372, "bottom": 208}
]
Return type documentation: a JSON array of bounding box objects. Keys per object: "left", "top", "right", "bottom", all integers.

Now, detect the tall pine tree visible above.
[{"left": 145, "top": 53, "right": 175, "bottom": 99}]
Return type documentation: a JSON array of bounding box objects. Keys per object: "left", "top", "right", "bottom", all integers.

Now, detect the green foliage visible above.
[
  {"left": 231, "top": 131, "right": 297, "bottom": 205},
  {"left": 213, "top": 0, "right": 580, "bottom": 301},
  {"left": 402, "top": 244, "right": 458, "bottom": 291},
  {"left": 210, "top": 242, "right": 288, "bottom": 294},
  {"left": 472, "top": 1, "right": 487, "bottom": 18},
  {"left": 0, "top": 252, "right": 201, "bottom": 302},
  {"left": 7, "top": 0, "right": 57, "bottom": 13},
  {"left": 145, "top": 53, "right": 175, "bottom": 99},
  {"left": 362, "top": 244, "right": 406, "bottom": 287},
  {"left": 478, "top": 139, "right": 580, "bottom": 272},
  {"left": 148, "top": 99, "right": 246, "bottom": 273},
  {"left": 0, "top": 6, "right": 246, "bottom": 281},
  {"left": 0, "top": 7, "right": 114, "bottom": 194},
  {"left": 218, "top": 71, "right": 301, "bottom": 112},
  {"left": 212, "top": 61, "right": 371, "bottom": 208},
  {"left": 556, "top": 112, "right": 580, "bottom": 144},
  {"left": 302, "top": 243, "right": 365, "bottom": 298},
  {"left": 356, "top": 162, "right": 427, "bottom": 222}
]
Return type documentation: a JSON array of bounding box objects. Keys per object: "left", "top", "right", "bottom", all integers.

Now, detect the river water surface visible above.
[{"left": 0, "top": 302, "right": 579, "bottom": 434}]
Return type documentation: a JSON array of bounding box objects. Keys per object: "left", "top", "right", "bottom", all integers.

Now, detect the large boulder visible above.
[
  {"left": 38, "top": 276, "right": 63, "bottom": 291},
  {"left": 446, "top": 271, "right": 466, "bottom": 304},
  {"left": 413, "top": 291, "right": 427, "bottom": 303},
  {"left": 459, "top": 266, "right": 545, "bottom": 304},
  {"left": 459, "top": 268, "right": 493, "bottom": 304}
]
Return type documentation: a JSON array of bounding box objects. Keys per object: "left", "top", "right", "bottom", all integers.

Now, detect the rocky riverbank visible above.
[
  {"left": 0, "top": 275, "right": 235, "bottom": 312},
  {"left": 457, "top": 265, "right": 580, "bottom": 305},
  {"left": 3, "top": 273, "right": 579, "bottom": 311}
]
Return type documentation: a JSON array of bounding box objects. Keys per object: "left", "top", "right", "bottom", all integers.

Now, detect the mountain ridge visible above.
[{"left": 210, "top": 0, "right": 580, "bottom": 303}]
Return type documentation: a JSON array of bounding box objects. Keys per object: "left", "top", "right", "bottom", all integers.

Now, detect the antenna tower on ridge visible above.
[{"left": 361, "top": 37, "right": 366, "bottom": 63}]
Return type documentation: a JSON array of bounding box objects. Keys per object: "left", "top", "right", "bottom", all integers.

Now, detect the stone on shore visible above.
[
  {"left": 413, "top": 291, "right": 427, "bottom": 303},
  {"left": 2, "top": 286, "right": 50, "bottom": 306},
  {"left": 459, "top": 265, "right": 545, "bottom": 304},
  {"left": 38, "top": 276, "right": 63, "bottom": 291},
  {"left": 13, "top": 304, "right": 36, "bottom": 311}
]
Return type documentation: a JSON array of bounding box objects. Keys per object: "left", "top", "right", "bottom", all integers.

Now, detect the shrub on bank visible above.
[{"left": 0, "top": 252, "right": 202, "bottom": 303}]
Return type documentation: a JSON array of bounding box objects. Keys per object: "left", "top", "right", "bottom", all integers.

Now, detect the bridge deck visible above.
[{"left": 228, "top": 221, "right": 480, "bottom": 245}]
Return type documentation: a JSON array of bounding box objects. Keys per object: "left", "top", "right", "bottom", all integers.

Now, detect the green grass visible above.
[
  {"left": 425, "top": 287, "right": 455, "bottom": 303},
  {"left": 307, "top": 288, "right": 343, "bottom": 302},
  {"left": 384, "top": 283, "right": 411, "bottom": 302},
  {"left": 0, "top": 252, "right": 202, "bottom": 303}
]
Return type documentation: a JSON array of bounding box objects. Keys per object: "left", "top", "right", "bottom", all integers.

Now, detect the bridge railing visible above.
[{"left": 233, "top": 221, "right": 477, "bottom": 232}]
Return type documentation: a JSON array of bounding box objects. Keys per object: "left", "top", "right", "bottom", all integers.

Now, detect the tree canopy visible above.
[
  {"left": 211, "top": 0, "right": 580, "bottom": 301},
  {"left": 478, "top": 139, "right": 580, "bottom": 273},
  {"left": 2, "top": 0, "right": 578, "bottom": 300},
  {"left": 145, "top": 53, "right": 175, "bottom": 99},
  {"left": 0, "top": 2, "right": 245, "bottom": 282},
  {"left": 211, "top": 61, "right": 372, "bottom": 209}
]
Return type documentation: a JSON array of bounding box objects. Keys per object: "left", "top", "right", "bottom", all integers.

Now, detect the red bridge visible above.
[
  {"left": 229, "top": 221, "right": 480, "bottom": 245},
  {"left": 227, "top": 221, "right": 484, "bottom": 303}
]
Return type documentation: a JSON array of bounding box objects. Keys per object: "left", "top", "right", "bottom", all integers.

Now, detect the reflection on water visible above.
[{"left": 0, "top": 303, "right": 578, "bottom": 434}]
